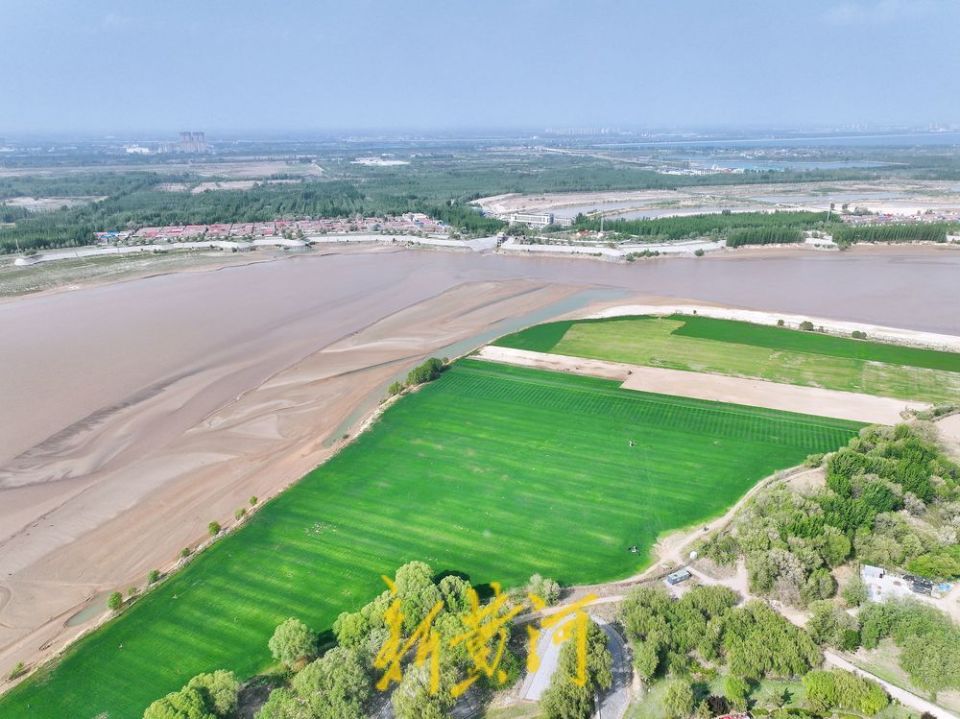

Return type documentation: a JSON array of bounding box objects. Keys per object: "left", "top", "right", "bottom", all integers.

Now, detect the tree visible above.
[
  {"left": 143, "top": 687, "right": 217, "bottom": 719},
  {"left": 256, "top": 688, "right": 311, "bottom": 719},
  {"left": 393, "top": 561, "right": 443, "bottom": 632},
  {"left": 291, "top": 647, "right": 370, "bottom": 719},
  {"left": 632, "top": 640, "right": 660, "bottom": 682},
  {"left": 841, "top": 574, "right": 868, "bottom": 606},
  {"left": 208, "top": 521, "right": 221, "bottom": 536},
  {"left": 540, "top": 621, "right": 612, "bottom": 719},
  {"left": 332, "top": 610, "right": 370, "bottom": 649},
  {"left": 269, "top": 618, "right": 317, "bottom": 668},
  {"left": 108, "top": 591, "right": 123, "bottom": 611},
  {"left": 186, "top": 670, "right": 240, "bottom": 717},
  {"left": 662, "top": 678, "right": 695, "bottom": 719},
  {"left": 723, "top": 675, "right": 750, "bottom": 710},
  {"left": 391, "top": 664, "right": 456, "bottom": 719}
]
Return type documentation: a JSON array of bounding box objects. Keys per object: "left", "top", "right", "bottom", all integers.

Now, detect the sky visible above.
[{"left": 2, "top": 0, "right": 959, "bottom": 135}]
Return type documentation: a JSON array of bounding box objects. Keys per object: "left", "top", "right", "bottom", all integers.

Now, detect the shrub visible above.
[
  {"left": 804, "top": 452, "right": 825, "bottom": 468},
  {"left": 249, "top": 496, "right": 258, "bottom": 506},
  {"left": 851, "top": 330, "right": 868, "bottom": 340},
  {"left": 662, "top": 678, "right": 696, "bottom": 719},
  {"left": 235, "top": 508, "right": 246, "bottom": 521},
  {"left": 799, "top": 320, "right": 815, "bottom": 331},
  {"left": 107, "top": 592, "right": 123, "bottom": 611},
  {"left": 526, "top": 574, "right": 561, "bottom": 605},
  {"left": 180, "top": 547, "right": 192, "bottom": 559},
  {"left": 208, "top": 521, "right": 221, "bottom": 536},
  {"left": 694, "top": 248, "right": 705, "bottom": 257},
  {"left": 8, "top": 662, "right": 26, "bottom": 681},
  {"left": 723, "top": 675, "right": 750, "bottom": 710},
  {"left": 405, "top": 357, "right": 446, "bottom": 386},
  {"left": 148, "top": 569, "right": 161, "bottom": 584},
  {"left": 387, "top": 381, "right": 405, "bottom": 396},
  {"left": 777, "top": 319, "right": 785, "bottom": 326}
]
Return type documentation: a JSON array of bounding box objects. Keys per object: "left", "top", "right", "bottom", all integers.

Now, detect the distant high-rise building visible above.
[{"left": 177, "top": 131, "right": 209, "bottom": 153}]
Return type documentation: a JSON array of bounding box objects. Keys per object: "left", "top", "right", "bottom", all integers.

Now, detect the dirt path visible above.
[{"left": 476, "top": 346, "right": 924, "bottom": 424}]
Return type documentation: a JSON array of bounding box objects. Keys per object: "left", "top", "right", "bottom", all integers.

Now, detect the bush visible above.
[
  {"left": 405, "top": 357, "right": 446, "bottom": 386},
  {"left": 851, "top": 330, "right": 868, "bottom": 340},
  {"left": 694, "top": 248, "right": 705, "bottom": 257},
  {"left": 387, "top": 381, "right": 405, "bottom": 396},
  {"left": 799, "top": 321, "right": 815, "bottom": 331},
  {"left": 208, "top": 521, "right": 221, "bottom": 536},
  {"left": 7, "top": 662, "right": 26, "bottom": 681},
  {"left": 662, "top": 678, "right": 696, "bottom": 719},
  {"left": 723, "top": 675, "right": 750, "bottom": 710},
  {"left": 802, "top": 669, "right": 889, "bottom": 715},
  {"left": 234, "top": 508, "right": 246, "bottom": 521},
  {"left": 249, "top": 496, "right": 258, "bottom": 506},
  {"left": 180, "top": 547, "right": 192, "bottom": 559},
  {"left": 804, "top": 452, "right": 825, "bottom": 468},
  {"left": 107, "top": 592, "right": 123, "bottom": 611},
  {"left": 148, "top": 569, "right": 161, "bottom": 584},
  {"left": 526, "top": 574, "right": 561, "bottom": 605}
]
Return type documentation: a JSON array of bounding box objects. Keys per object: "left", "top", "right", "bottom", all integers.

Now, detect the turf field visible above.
[
  {"left": 495, "top": 315, "right": 960, "bottom": 403},
  {"left": 0, "top": 361, "right": 861, "bottom": 718}
]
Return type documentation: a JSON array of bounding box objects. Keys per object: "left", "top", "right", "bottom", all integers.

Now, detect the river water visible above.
[{"left": 1, "top": 245, "right": 959, "bottom": 465}]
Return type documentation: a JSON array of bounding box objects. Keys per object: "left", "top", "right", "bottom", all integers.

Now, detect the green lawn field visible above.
[
  {"left": 494, "top": 315, "right": 960, "bottom": 403},
  {"left": 0, "top": 361, "right": 861, "bottom": 718}
]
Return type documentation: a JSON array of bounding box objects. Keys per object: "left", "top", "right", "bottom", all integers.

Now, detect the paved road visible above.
[
  {"left": 594, "top": 617, "right": 632, "bottom": 719},
  {"left": 518, "top": 613, "right": 632, "bottom": 719}
]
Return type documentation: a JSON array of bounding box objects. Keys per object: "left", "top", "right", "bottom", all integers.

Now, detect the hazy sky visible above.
[{"left": 3, "top": 0, "right": 959, "bottom": 134}]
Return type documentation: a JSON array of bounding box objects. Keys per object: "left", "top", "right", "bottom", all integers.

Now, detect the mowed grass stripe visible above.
[
  {"left": 494, "top": 315, "right": 960, "bottom": 403},
  {"left": 0, "top": 361, "right": 861, "bottom": 719},
  {"left": 671, "top": 314, "right": 960, "bottom": 371}
]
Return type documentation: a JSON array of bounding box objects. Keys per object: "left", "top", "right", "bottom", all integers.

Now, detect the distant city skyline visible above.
[{"left": 3, "top": 0, "right": 959, "bottom": 134}]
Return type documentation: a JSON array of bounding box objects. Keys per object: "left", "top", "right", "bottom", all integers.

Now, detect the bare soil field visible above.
[
  {"left": 3, "top": 195, "right": 106, "bottom": 212},
  {"left": 475, "top": 346, "right": 925, "bottom": 424},
  {"left": 475, "top": 179, "right": 960, "bottom": 219}
]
